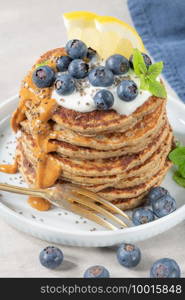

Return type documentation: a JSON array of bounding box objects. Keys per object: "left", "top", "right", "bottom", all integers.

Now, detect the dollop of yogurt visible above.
[{"left": 52, "top": 61, "right": 152, "bottom": 116}]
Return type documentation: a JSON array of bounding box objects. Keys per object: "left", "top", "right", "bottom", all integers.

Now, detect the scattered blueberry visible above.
[
  {"left": 152, "top": 194, "right": 176, "bottom": 218},
  {"left": 86, "top": 47, "right": 97, "bottom": 60},
  {"left": 129, "top": 53, "right": 152, "bottom": 69},
  {"left": 32, "top": 66, "right": 55, "bottom": 88},
  {"left": 68, "top": 59, "right": 89, "bottom": 79},
  {"left": 55, "top": 74, "right": 75, "bottom": 95},
  {"left": 117, "top": 80, "right": 138, "bottom": 101},
  {"left": 39, "top": 246, "right": 63, "bottom": 269},
  {"left": 147, "top": 186, "right": 169, "bottom": 205},
  {"left": 117, "top": 243, "right": 141, "bottom": 268},
  {"left": 93, "top": 89, "right": 114, "bottom": 110},
  {"left": 84, "top": 265, "right": 110, "bottom": 278},
  {"left": 132, "top": 208, "right": 155, "bottom": 226},
  {"left": 66, "top": 39, "right": 87, "bottom": 59},
  {"left": 56, "top": 55, "right": 72, "bottom": 72},
  {"left": 150, "top": 258, "right": 181, "bottom": 278},
  {"left": 88, "top": 66, "right": 114, "bottom": 87},
  {"left": 106, "top": 54, "right": 129, "bottom": 75}
]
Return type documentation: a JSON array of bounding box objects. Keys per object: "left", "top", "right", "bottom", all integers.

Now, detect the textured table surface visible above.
[{"left": 0, "top": 0, "right": 184, "bottom": 278}]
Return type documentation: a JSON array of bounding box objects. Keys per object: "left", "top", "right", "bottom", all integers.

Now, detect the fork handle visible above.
[{"left": 0, "top": 183, "right": 44, "bottom": 198}]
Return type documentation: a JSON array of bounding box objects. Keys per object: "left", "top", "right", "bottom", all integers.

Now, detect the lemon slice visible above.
[{"left": 63, "top": 11, "right": 145, "bottom": 59}]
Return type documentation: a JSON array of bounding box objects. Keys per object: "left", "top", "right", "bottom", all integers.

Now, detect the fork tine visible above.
[
  {"left": 70, "top": 185, "right": 130, "bottom": 220},
  {"left": 69, "top": 202, "right": 117, "bottom": 230},
  {"left": 70, "top": 194, "right": 127, "bottom": 227}
]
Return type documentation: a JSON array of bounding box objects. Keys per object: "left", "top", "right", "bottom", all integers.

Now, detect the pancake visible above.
[
  {"left": 112, "top": 162, "right": 171, "bottom": 210},
  {"left": 19, "top": 124, "right": 172, "bottom": 178},
  {"left": 9, "top": 46, "right": 174, "bottom": 211},
  {"left": 20, "top": 97, "right": 166, "bottom": 151},
  {"left": 60, "top": 126, "right": 172, "bottom": 185},
  {"left": 17, "top": 124, "right": 172, "bottom": 188},
  {"left": 16, "top": 142, "right": 171, "bottom": 209},
  {"left": 20, "top": 112, "right": 167, "bottom": 160},
  {"left": 52, "top": 96, "right": 165, "bottom": 134}
]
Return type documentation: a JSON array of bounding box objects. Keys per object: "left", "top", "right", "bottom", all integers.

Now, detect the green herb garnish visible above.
[
  {"left": 169, "top": 145, "right": 185, "bottom": 187},
  {"left": 173, "top": 171, "right": 185, "bottom": 187},
  {"left": 36, "top": 60, "right": 50, "bottom": 68},
  {"left": 132, "top": 49, "right": 167, "bottom": 98}
]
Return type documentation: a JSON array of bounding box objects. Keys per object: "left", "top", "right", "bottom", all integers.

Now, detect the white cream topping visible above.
[{"left": 52, "top": 67, "right": 152, "bottom": 116}]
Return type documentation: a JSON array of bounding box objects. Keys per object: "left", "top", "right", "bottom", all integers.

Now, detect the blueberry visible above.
[
  {"left": 132, "top": 208, "right": 155, "bottom": 226},
  {"left": 117, "top": 80, "right": 138, "bottom": 101},
  {"left": 39, "top": 246, "right": 63, "bottom": 269},
  {"left": 106, "top": 54, "right": 129, "bottom": 75},
  {"left": 56, "top": 55, "right": 72, "bottom": 72},
  {"left": 66, "top": 39, "right": 87, "bottom": 59},
  {"left": 152, "top": 194, "right": 176, "bottom": 218},
  {"left": 117, "top": 243, "right": 141, "bottom": 268},
  {"left": 93, "top": 89, "right": 114, "bottom": 110},
  {"left": 84, "top": 265, "right": 110, "bottom": 278},
  {"left": 55, "top": 74, "right": 75, "bottom": 95},
  {"left": 68, "top": 59, "right": 89, "bottom": 79},
  {"left": 86, "top": 47, "right": 97, "bottom": 60},
  {"left": 150, "top": 258, "right": 181, "bottom": 278},
  {"left": 32, "top": 66, "right": 55, "bottom": 88},
  {"left": 147, "top": 186, "right": 169, "bottom": 205},
  {"left": 129, "top": 53, "right": 152, "bottom": 69},
  {"left": 88, "top": 67, "right": 114, "bottom": 87}
]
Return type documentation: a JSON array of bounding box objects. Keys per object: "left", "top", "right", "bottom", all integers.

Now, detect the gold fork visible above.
[{"left": 0, "top": 183, "right": 130, "bottom": 230}]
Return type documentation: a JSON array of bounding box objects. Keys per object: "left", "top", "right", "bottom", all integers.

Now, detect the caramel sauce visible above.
[
  {"left": 0, "top": 162, "right": 18, "bottom": 174},
  {"left": 1, "top": 49, "right": 67, "bottom": 210},
  {"left": 28, "top": 196, "right": 51, "bottom": 211}
]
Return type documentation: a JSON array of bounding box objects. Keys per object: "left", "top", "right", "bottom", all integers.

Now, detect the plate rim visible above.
[{"left": 0, "top": 93, "right": 185, "bottom": 240}]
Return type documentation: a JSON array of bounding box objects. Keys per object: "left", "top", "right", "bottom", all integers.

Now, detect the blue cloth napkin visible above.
[{"left": 127, "top": 0, "right": 185, "bottom": 102}]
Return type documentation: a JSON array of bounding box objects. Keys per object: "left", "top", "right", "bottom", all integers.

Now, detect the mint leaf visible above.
[
  {"left": 173, "top": 171, "right": 185, "bottom": 187},
  {"left": 147, "top": 62, "right": 163, "bottom": 80},
  {"left": 132, "top": 49, "right": 166, "bottom": 98},
  {"left": 138, "top": 63, "right": 147, "bottom": 74},
  {"left": 169, "top": 147, "right": 185, "bottom": 166},
  {"left": 148, "top": 80, "right": 167, "bottom": 98},
  {"left": 179, "top": 164, "right": 185, "bottom": 178},
  {"left": 36, "top": 60, "right": 49, "bottom": 67},
  {"left": 133, "top": 48, "right": 147, "bottom": 75},
  {"left": 140, "top": 75, "right": 149, "bottom": 90}
]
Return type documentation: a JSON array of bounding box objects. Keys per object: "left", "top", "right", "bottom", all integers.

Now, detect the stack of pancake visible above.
[{"left": 12, "top": 48, "right": 173, "bottom": 210}]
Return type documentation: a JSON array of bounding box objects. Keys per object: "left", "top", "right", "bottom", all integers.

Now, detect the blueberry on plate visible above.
[
  {"left": 55, "top": 74, "right": 75, "bottom": 95},
  {"left": 39, "top": 246, "right": 63, "bottom": 269},
  {"left": 150, "top": 258, "right": 181, "bottom": 278},
  {"left": 68, "top": 59, "right": 89, "bottom": 79},
  {"left": 88, "top": 66, "right": 114, "bottom": 87},
  {"left": 66, "top": 39, "right": 87, "bottom": 59},
  {"left": 132, "top": 208, "right": 155, "bottom": 226},
  {"left": 146, "top": 186, "right": 169, "bottom": 205},
  {"left": 32, "top": 65, "right": 55, "bottom": 88},
  {"left": 152, "top": 194, "right": 176, "bottom": 218},
  {"left": 84, "top": 265, "right": 110, "bottom": 278},
  {"left": 93, "top": 89, "right": 114, "bottom": 110},
  {"left": 117, "top": 79, "right": 138, "bottom": 101},
  {"left": 129, "top": 53, "right": 152, "bottom": 69},
  {"left": 56, "top": 55, "right": 72, "bottom": 72},
  {"left": 105, "top": 54, "right": 129, "bottom": 75},
  {"left": 117, "top": 243, "right": 141, "bottom": 268}
]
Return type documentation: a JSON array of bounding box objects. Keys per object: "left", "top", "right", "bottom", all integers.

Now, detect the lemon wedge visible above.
[{"left": 63, "top": 11, "right": 145, "bottom": 59}]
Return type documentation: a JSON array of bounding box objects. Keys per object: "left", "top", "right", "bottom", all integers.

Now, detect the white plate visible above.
[{"left": 0, "top": 94, "right": 185, "bottom": 247}]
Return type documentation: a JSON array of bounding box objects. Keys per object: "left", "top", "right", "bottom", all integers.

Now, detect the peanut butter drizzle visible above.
[
  {"left": 28, "top": 196, "right": 51, "bottom": 211},
  {"left": 1, "top": 49, "right": 67, "bottom": 211},
  {"left": 0, "top": 162, "right": 18, "bottom": 174}
]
